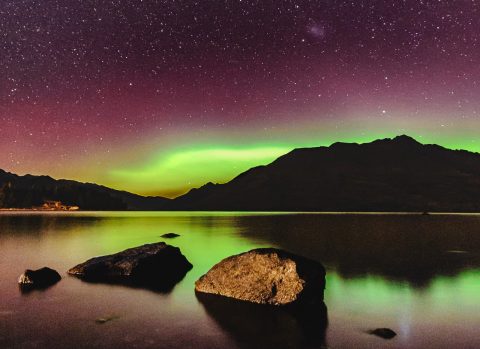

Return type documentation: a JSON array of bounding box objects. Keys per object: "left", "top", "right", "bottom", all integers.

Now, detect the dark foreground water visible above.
[{"left": 0, "top": 212, "right": 479, "bottom": 349}]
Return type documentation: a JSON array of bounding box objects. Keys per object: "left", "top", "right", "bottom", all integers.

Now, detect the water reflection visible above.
[
  {"left": 69, "top": 271, "right": 190, "bottom": 294},
  {"left": 0, "top": 213, "right": 101, "bottom": 236},
  {"left": 1, "top": 212, "right": 479, "bottom": 349},
  {"left": 2, "top": 212, "right": 480, "bottom": 286},
  {"left": 231, "top": 214, "right": 480, "bottom": 286},
  {"left": 197, "top": 292, "right": 328, "bottom": 349}
]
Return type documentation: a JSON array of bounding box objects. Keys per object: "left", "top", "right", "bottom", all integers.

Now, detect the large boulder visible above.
[
  {"left": 195, "top": 248, "right": 326, "bottom": 306},
  {"left": 18, "top": 267, "right": 61, "bottom": 291},
  {"left": 68, "top": 242, "right": 192, "bottom": 291}
]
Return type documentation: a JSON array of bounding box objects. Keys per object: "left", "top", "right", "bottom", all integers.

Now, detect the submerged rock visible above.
[
  {"left": 68, "top": 242, "right": 192, "bottom": 292},
  {"left": 18, "top": 267, "right": 61, "bottom": 291},
  {"left": 95, "top": 315, "right": 120, "bottom": 324},
  {"left": 368, "top": 328, "right": 397, "bottom": 339},
  {"left": 160, "top": 233, "right": 180, "bottom": 239},
  {"left": 195, "top": 248, "right": 326, "bottom": 306}
]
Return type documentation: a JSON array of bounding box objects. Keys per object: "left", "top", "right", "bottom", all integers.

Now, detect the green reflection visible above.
[{"left": 2, "top": 212, "right": 480, "bottom": 349}]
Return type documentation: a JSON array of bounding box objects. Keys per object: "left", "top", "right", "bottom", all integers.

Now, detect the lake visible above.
[{"left": 0, "top": 212, "right": 479, "bottom": 349}]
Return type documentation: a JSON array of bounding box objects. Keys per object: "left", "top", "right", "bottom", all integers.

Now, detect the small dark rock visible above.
[
  {"left": 368, "top": 328, "right": 397, "bottom": 339},
  {"left": 160, "top": 233, "right": 180, "bottom": 239},
  {"left": 195, "top": 248, "right": 326, "bottom": 306},
  {"left": 68, "top": 242, "right": 192, "bottom": 292},
  {"left": 95, "top": 315, "right": 120, "bottom": 324},
  {"left": 18, "top": 267, "right": 61, "bottom": 291}
]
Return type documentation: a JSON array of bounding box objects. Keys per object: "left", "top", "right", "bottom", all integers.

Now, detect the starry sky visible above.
[{"left": 1, "top": 1, "right": 480, "bottom": 197}]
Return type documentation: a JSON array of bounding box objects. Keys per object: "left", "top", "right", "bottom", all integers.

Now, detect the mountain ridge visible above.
[
  {"left": 0, "top": 169, "right": 170, "bottom": 210},
  {"left": 170, "top": 135, "right": 480, "bottom": 212},
  {"left": 2, "top": 135, "right": 480, "bottom": 211}
]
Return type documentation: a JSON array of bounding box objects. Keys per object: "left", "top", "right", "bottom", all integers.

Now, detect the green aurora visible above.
[
  {"left": 104, "top": 123, "right": 480, "bottom": 198},
  {"left": 110, "top": 145, "right": 290, "bottom": 197},
  {"left": 7, "top": 114, "right": 480, "bottom": 198}
]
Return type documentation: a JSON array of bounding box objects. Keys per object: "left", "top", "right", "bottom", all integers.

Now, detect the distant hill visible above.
[
  {"left": 169, "top": 135, "right": 480, "bottom": 212},
  {"left": 0, "top": 170, "right": 169, "bottom": 210}
]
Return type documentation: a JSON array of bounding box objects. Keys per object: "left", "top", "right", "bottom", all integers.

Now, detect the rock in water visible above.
[
  {"left": 368, "top": 328, "right": 397, "bottom": 339},
  {"left": 195, "top": 248, "right": 326, "bottom": 306},
  {"left": 95, "top": 315, "right": 120, "bottom": 324},
  {"left": 18, "top": 267, "right": 61, "bottom": 291},
  {"left": 160, "top": 233, "right": 180, "bottom": 238},
  {"left": 68, "top": 242, "right": 192, "bottom": 291}
]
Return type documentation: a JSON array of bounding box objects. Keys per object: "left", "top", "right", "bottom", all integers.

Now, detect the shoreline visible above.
[{"left": 1, "top": 209, "right": 480, "bottom": 215}]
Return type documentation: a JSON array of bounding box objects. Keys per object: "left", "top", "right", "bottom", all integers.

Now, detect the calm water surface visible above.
[{"left": 0, "top": 212, "right": 479, "bottom": 349}]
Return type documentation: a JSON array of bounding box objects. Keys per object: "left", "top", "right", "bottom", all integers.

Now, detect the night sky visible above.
[{"left": 1, "top": 1, "right": 480, "bottom": 197}]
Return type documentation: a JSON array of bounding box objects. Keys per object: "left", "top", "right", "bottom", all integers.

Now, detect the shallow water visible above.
[{"left": 0, "top": 212, "right": 479, "bottom": 349}]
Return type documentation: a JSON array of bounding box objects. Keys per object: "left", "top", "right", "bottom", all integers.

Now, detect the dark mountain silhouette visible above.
[
  {"left": 170, "top": 135, "right": 480, "bottom": 212},
  {"left": 0, "top": 170, "right": 169, "bottom": 210},
  {"left": 3, "top": 135, "right": 480, "bottom": 211}
]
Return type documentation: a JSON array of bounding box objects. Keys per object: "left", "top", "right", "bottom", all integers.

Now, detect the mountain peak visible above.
[{"left": 390, "top": 135, "right": 421, "bottom": 144}]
